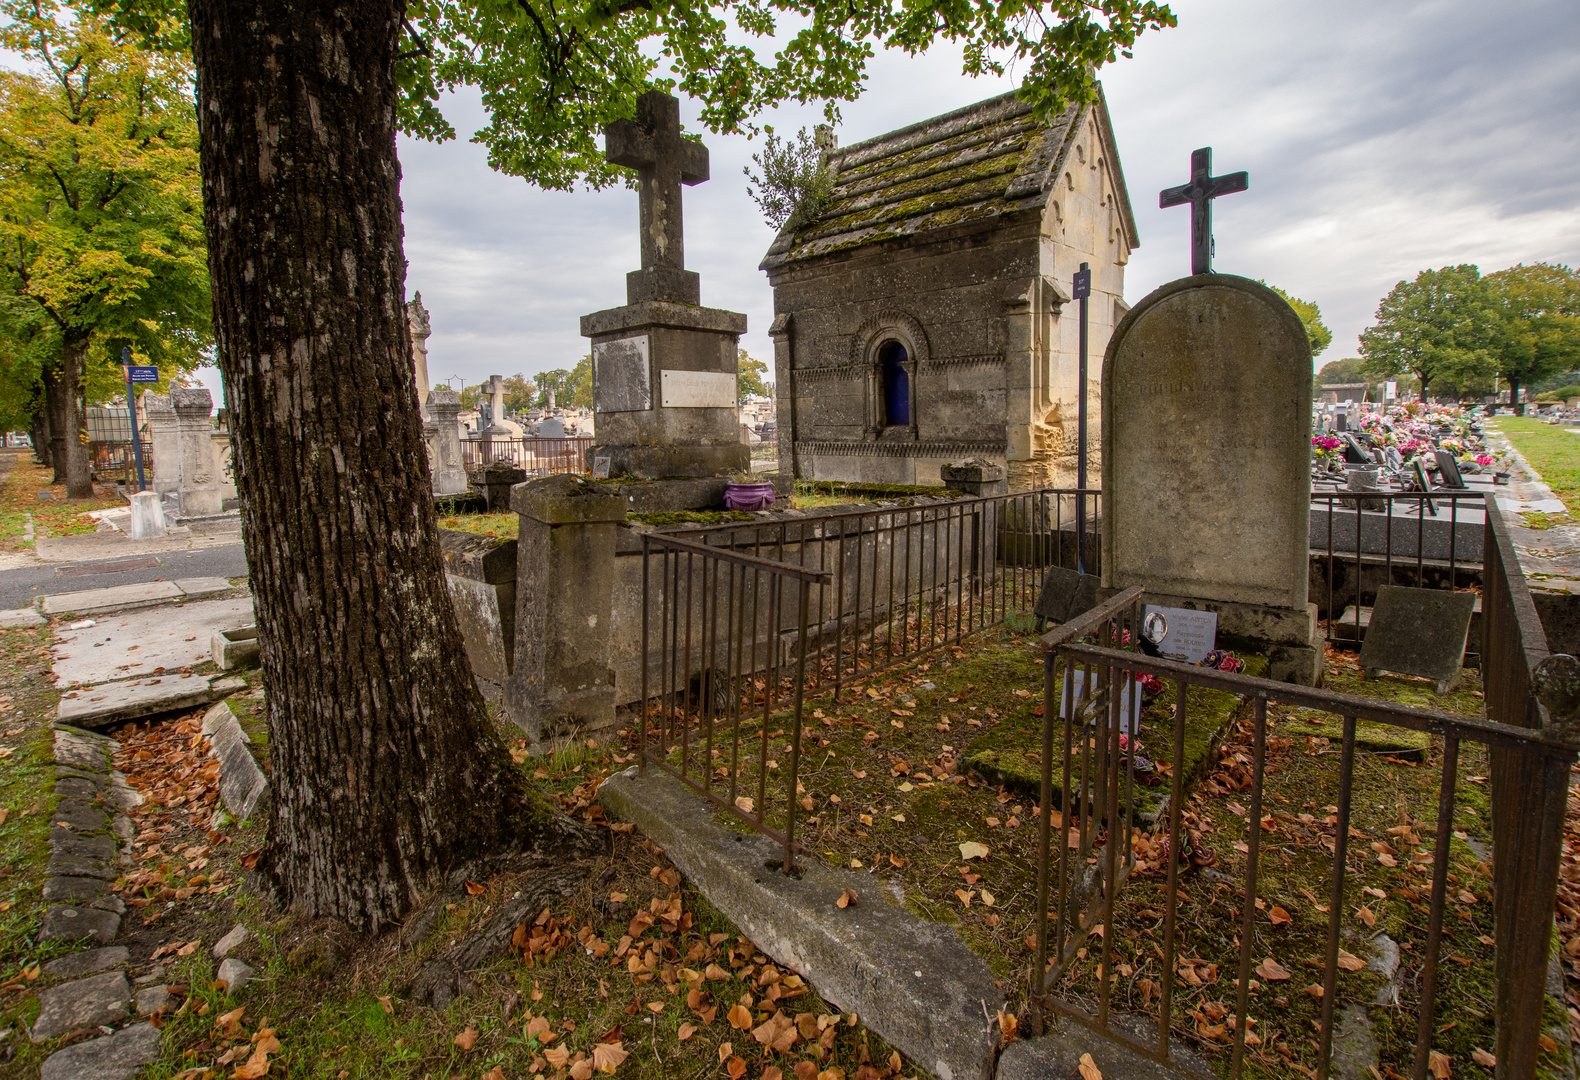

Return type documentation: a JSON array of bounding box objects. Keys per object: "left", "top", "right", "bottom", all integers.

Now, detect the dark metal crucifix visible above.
[
  {"left": 1158, "top": 147, "right": 1248, "bottom": 275},
  {"left": 605, "top": 91, "right": 709, "bottom": 304}
]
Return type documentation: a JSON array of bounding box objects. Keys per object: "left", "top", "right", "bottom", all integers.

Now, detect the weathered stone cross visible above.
[
  {"left": 605, "top": 90, "right": 709, "bottom": 304},
  {"left": 1159, "top": 147, "right": 1248, "bottom": 276}
]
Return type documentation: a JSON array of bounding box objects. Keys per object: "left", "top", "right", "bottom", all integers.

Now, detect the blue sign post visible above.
[{"left": 120, "top": 348, "right": 153, "bottom": 492}]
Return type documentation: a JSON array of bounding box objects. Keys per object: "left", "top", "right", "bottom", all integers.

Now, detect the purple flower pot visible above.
[{"left": 724, "top": 480, "right": 775, "bottom": 512}]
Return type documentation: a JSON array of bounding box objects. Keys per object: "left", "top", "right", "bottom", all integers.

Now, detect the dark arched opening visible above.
[{"left": 880, "top": 341, "right": 909, "bottom": 427}]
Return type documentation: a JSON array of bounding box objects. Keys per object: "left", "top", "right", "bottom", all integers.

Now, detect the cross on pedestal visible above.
[
  {"left": 1159, "top": 147, "right": 1248, "bottom": 276},
  {"left": 605, "top": 91, "right": 709, "bottom": 304}
]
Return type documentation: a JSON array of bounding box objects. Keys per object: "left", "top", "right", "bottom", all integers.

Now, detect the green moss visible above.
[
  {"left": 628, "top": 511, "right": 755, "bottom": 526},
  {"left": 1282, "top": 712, "right": 1432, "bottom": 759},
  {"left": 436, "top": 512, "right": 516, "bottom": 538},
  {"left": 963, "top": 656, "right": 1268, "bottom": 821}
]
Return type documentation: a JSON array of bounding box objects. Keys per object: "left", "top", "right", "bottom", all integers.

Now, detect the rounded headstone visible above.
[{"left": 1101, "top": 274, "right": 1311, "bottom": 610}]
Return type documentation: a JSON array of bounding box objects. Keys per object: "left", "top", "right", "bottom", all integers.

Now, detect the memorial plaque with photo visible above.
[
  {"left": 1139, "top": 604, "right": 1218, "bottom": 663},
  {"left": 592, "top": 455, "right": 612, "bottom": 479}
]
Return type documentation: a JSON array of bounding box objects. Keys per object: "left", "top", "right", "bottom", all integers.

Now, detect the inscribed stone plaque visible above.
[
  {"left": 660, "top": 370, "right": 737, "bottom": 408},
  {"left": 1139, "top": 604, "right": 1217, "bottom": 663},
  {"left": 1033, "top": 567, "right": 1101, "bottom": 626},
  {"left": 592, "top": 455, "right": 612, "bottom": 479},
  {"left": 593, "top": 335, "right": 651, "bottom": 413},
  {"left": 1357, "top": 586, "right": 1476, "bottom": 694},
  {"left": 1102, "top": 275, "right": 1312, "bottom": 610}
]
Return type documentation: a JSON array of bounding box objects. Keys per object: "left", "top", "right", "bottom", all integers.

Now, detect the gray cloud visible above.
[{"left": 191, "top": 0, "right": 1579, "bottom": 402}]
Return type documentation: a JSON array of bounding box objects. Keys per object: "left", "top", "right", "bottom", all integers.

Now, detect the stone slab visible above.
[
  {"left": 175, "top": 576, "right": 234, "bottom": 599},
  {"left": 217, "top": 957, "right": 254, "bottom": 994},
  {"left": 1357, "top": 586, "right": 1476, "bottom": 693},
  {"left": 1309, "top": 501, "right": 1485, "bottom": 563},
  {"left": 48, "top": 854, "right": 119, "bottom": 880},
  {"left": 31, "top": 969, "right": 130, "bottom": 1041},
  {"left": 203, "top": 700, "right": 269, "bottom": 820},
  {"left": 42, "top": 904, "right": 121, "bottom": 943},
  {"left": 996, "top": 1015, "right": 1209, "bottom": 1080},
  {"left": 1032, "top": 567, "right": 1100, "bottom": 626},
  {"left": 213, "top": 924, "right": 249, "bottom": 960},
  {"left": 54, "top": 727, "right": 112, "bottom": 772},
  {"left": 600, "top": 766, "right": 1003, "bottom": 1080},
  {"left": 135, "top": 985, "right": 173, "bottom": 1016},
  {"left": 52, "top": 595, "right": 254, "bottom": 687},
  {"left": 39, "top": 1020, "right": 161, "bottom": 1080},
  {"left": 43, "top": 876, "right": 111, "bottom": 903},
  {"left": 1103, "top": 275, "right": 1311, "bottom": 612},
  {"left": 42, "top": 946, "right": 128, "bottom": 979},
  {"left": 40, "top": 580, "right": 183, "bottom": 616},
  {"left": 0, "top": 607, "right": 45, "bottom": 627},
  {"left": 56, "top": 673, "right": 214, "bottom": 728}
]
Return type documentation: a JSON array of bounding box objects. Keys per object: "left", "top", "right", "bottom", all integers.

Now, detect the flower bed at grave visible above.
[{"left": 631, "top": 631, "right": 1552, "bottom": 1077}]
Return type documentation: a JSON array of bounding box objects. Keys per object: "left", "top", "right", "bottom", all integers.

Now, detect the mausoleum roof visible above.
[{"left": 760, "top": 85, "right": 1137, "bottom": 272}]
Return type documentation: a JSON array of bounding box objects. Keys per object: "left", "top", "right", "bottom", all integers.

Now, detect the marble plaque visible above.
[
  {"left": 1140, "top": 604, "right": 1217, "bottom": 663},
  {"left": 1059, "top": 668, "right": 1141, "bottom": 735},
  {"left": 592, "top": 455, "right": 611, "bottom": 479},
  {"left": 660, "top": 369, "right": 737, "bottom": 408},
  {"left": 593, "top": 335, "right": 651, "bottom": 413}
]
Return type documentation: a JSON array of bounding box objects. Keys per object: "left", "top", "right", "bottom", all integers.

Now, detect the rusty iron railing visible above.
[
  {"left": 461, "top": 436, "right": 593, "bottom": 475},
  {"left": 1312, "top": 489, "right": 1486, "bottom": 645},
  {"left": 1031, "top": 500, "right": 1580, "bottom": 1079},
  {"left": 657, "top": 488, "right": 1098, "bottom": 702},
  {"left": 639, "top": 531, "right": 830, "bottom": 871}
]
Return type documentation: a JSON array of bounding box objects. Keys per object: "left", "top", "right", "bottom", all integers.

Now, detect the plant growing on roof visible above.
[{"left": 744, "top": 125, "right": 837, "bottom": 233}]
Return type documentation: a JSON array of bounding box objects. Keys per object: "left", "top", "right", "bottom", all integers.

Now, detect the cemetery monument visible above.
[
  {"left": 583, "top": 90, "right": 750, "bottom": 479},
  {"left": 760, "top": 87, "right": 1137, "bottom": 490},
  {"left": 1102, "top": 147, "right": 1321, "bottom": 683}
]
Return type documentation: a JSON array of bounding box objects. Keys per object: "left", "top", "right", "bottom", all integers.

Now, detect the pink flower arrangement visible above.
[
  {"left": 1312, "top": 435, "right": 1341, "bottom": 451},
  {"left": 1476, "top": 454, "right": 1493, "bottom": 466}
]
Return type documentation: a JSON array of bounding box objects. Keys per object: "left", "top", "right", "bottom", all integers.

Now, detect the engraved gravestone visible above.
[{"left": 1102, "top": 274, "right": 1319, "bottom": 683}]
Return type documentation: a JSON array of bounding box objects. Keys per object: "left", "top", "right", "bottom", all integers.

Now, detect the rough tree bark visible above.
[
  {"left": 41, "top": 335, "right": 91, "bottom": 496},
  {"left": 186, "top": 0, "right": 569, "bottom": 932},
  {"left": 30, "top": 407, "right": 50, "bottom": 469}
]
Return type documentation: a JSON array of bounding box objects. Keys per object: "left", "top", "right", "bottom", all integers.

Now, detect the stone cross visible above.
[
  {"left": 605, "top": 91, "right": 709, "bottom": 304},
  {"left": 1159, "top": 147, "right": 1248, "bottom": 275},
  {"left": 488, "top": 374, "right": 506, "bottom": 428}
]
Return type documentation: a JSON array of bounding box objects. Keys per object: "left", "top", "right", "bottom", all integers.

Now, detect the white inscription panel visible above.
[
  {"left": 1140, "top": 604, "right": 1218, "bottom": 664},
  {"left": 661, "top": 369, "right": 737, "bottom": 409}
]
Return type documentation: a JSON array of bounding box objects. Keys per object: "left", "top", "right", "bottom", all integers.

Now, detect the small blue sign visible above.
[
  {"left": 126, "top": 366, "right": 160, "bottom": 383},
  {"left": 1072, "top": 267, "right": 1092, "bottom": 300}
]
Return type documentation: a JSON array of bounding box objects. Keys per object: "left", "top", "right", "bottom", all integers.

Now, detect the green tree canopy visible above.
[
  {"left": 566, "top": 355, "right": 592, "bottom": 409},
  {"left": 1359, "top": 265, "right": 1496, "bottom": 402},
  {"left": 1486, "top": 263, "right": 1580, "bottom": 412},
  {"left": 1263, "top": 284, "right": 1332, "bottom": 359},
  {"left": 738, "top": 347, "right": 769, "bottom": 399},
  {"left": 0, "top": 0, "right": 210, "bottom": 486},
  {"left": 501, "top": 372, "right": 536, "bottom": 413}
]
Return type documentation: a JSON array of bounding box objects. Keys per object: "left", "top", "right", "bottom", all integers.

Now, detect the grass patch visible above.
[
  {"left": 438, "top": 511, "right": 517, "bottom": 539},
  {"left": 0, "top": 451, "right": 125, "bottom": 552},
  {"left": 1493, "top": 418, "right": 1580, "bottom": 527}
]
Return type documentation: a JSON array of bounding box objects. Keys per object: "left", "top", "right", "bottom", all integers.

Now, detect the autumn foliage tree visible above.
[
  {"left": 0, "top": 0, "right": 209, "bottom": 493},
  {"left": 103, "top": 0, "right": 1179, "bottom": 936}
]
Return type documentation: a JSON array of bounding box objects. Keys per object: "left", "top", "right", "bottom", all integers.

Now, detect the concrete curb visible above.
[
  {"left": 201, "top": 701, "right": 269, "bottom": 820},
  {"left": 599, "top": 766, "right": 1005, "bottom": 1080}
]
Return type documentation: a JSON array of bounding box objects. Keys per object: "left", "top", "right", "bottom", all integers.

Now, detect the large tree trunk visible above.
[
  {"left": 1511, "top": 378, "right": 1524, "bottom": 416},
  {"left": 41, "top": 338, "right": 91, "bottom": 496},
  {"left": 187, "top": 0, "right": 549, "bottom": 932},
  {"left": 31, "top": 406, "right": 50, "bottom": 469}
]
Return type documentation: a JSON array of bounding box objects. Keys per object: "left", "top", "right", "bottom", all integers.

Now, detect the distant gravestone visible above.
[
  {"left": 1102, "top": 274, "right": 1319, "bottom": 683},
  {"left": 537, "top": 416, "right": 568, "bottom": 439},
  {"left": 1358, "top": 586, "right": 1476, "bottom": 694},
  {"left": 1032, "top": 567, "right": 1100, "bottom": 626}
]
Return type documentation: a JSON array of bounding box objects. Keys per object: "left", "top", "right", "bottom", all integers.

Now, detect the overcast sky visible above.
[{"left": 190, "top": 0, "right": 1580, "bottom": 400}]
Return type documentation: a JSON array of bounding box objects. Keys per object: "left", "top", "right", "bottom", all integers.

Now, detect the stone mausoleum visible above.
[{"left": 760, "top": 87, "right": 1137, "bottom": 490}]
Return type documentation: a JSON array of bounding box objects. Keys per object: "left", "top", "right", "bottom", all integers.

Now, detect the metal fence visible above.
[
  {"left": 1032, "top": 500, "right": 1578, "bottom": 1079},
  {"left": 636, "top": 488, "right": 1097, "bottom": 866},
  {"left": 1311, "top": 489, "right": 1485, "bottom": 646},
  {"left": 460, "top": 436, "right": 593, "bottom": 475},
  {"left": 88, "top": 440, "right": 153, "bottom": 481}
]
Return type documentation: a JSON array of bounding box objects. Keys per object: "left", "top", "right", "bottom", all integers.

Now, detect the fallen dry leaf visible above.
[
  {"left": 1254, "top": 957, "right": 1291, "bottom": 981},
  {"left": 836, "top": 890, "right": 857, "bottom": 909},
  {"left": 1078, "top": 1052, "right": 1103, "bottom": 1080},
  {"left": 465, "top": 879, "right": 486, "bottom": 896},
  {"left": 454, "top": 1026, "right": 480, "bottom": 1051},
  {"left": 1428, "top": 1049, "right": 1451, "bottom": 1078},
  {"left": 591, "top": 1041, "right": 629, "bottom": 1074},
  {"left": 1268, "top": 906, "right": 1291, "bottom": 926},
  {"left": 678, "top": 1022, "right": 698, "bottom": 1042},
  {"left": 735, "top": 796, "right": 754, "bottom": 813},
  {"left": 1336, "top": 949, "right": 1365, "bottom": 972},
  {"left": 726, "top": 1057, "right": 747, "bottom": 1080},
  {"left": 377, "top": 995, "right": 393, "bottom": 1014},
  {"left": 728, "top": 1004, "right": 754, "bottom": 1030},
  {"left": 1472, "top": 1049, "right": 1495, "bottom": 1067},
  {"left": 959, "top": 841, "right": 990, "bottom": 861},
  {"left": 544, "top": 1045, "right": 571, "bottom": 1070}
]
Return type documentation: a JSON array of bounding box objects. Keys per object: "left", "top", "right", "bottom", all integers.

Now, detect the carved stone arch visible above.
[{"left": 850, "top": 311, "right": 927, "bottom": 441}]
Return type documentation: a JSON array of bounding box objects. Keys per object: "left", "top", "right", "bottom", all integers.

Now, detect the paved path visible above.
[{"left": 0, "top": 544, "right": 248, "bottom": 611}]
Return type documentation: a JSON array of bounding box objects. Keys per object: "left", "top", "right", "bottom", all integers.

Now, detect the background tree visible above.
[
  {"left": 566, "top": 355, "right": 593, "bottom": 409},
  {"left": 501, "top": 372, "right": 536, "bottom": 414},
  {"left": 738, "top": 347, "right": 770, "bottom": 398},
  {"left": 1486, "top": 263, "right": 1580, "bottom": 415},
  {"left": 0, "top": 0, "right": 210, "bottom": 495},
  {"left": 1359, "top": 265, "right": 1496, "bottom": 403},
  {"left": 533, "top": 367, "right": 570, "bottom": 409},
  {"left": 105, "top": 0, "right": 1179, "bottom": 935},
  {"left": 1263, "top": 283, "right": 1332, "bottom": 359}
]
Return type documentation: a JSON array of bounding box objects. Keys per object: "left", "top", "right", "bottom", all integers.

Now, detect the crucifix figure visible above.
[
  {"left": 1159, "top": 147, "right": 1248, "bottom": 275},
  {"left": 605, "top": 90, "right": 709, "bottom": 305}
]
